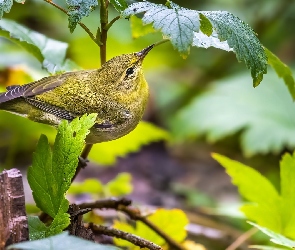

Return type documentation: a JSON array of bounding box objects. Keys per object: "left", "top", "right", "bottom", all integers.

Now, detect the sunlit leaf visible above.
[
  {"left": 265, "top": 47, "right": 295, "bottom": 100},
  {"left": 68, "top": 179, "right": 104, "bottom": 195},
  {"left": 213, "top": 152, "right": 295, "bottom": 239},
  {"left": 130, "top": 15, "right": 156, "bottom": 39},
  {"left": 105, "top": 173, "right": 133, "bottom": 196},
  {"left": 114, "top": 208, "right": 188, "bottom": 248}
]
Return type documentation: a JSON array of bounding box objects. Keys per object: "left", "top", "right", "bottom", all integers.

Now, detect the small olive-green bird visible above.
[{"left": 0, "top": 44, "right": 154, "bottom": 143}]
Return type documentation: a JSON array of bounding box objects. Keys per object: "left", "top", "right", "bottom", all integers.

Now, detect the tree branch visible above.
[
  {"left": 79, "top": 198, "right": 186, "bottom": 250},
  {"left": 90, "top": 224, "right": 163, "bottom": 250}
]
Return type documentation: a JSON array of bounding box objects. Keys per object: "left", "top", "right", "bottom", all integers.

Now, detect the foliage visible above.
[
  {"left": 122, "top": 1, "right": 268, "bottom": 86},
  {"left": 114, "top": 208, "right": 188, "bottom": 248},
  {"left": 7, "top": 231, "right": 119, "bottom": 250},
  {"left": 171, "top": 70, "right": 295, "bottom": 156},
  {"left": 0, "top": 19, "right": 71, "bottom": 73},
  {"left": 212, "top": 152, "right": 295, "bottom": 239},
  {"left": 0, "top": 0, "right": 24, "bottom": 19},
  {"left": 68, "top": 172, "right": 133, "bottom": 197},
  {"left": 249, "top": 222, "right": 295, "bottom": 249},
  {"left": 27, "top": 114, "right": 96, "bottom": 238}
]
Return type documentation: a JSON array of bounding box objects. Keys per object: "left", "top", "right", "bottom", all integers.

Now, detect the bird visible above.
[{"left": 0, "top": 44, "right": 154, "bottom": 143}]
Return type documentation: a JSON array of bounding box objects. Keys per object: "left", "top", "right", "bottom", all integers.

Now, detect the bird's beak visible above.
[{"left": 136, "top": 44, "right": 154, "bottom": 60}]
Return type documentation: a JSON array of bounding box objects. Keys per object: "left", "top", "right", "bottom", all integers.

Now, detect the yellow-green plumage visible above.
[{"left": 0, "top": 45, "right": 153, "bottom": 143}]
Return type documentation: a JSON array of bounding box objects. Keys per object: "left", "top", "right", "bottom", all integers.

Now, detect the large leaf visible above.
[
  {"left": 0, "top": 0, "right": 24, "bottom": 19},
  {"left": 171, "top": 70, "right": 295, "bottom": 156},
  {"left": 122, "top": 1, "right": 200, "bottom": 56},
  {"left": 0, "top": 19, "right": 68, "bottom": 73},
  {"left": 66, "top": 0, "right": 98, "bottom": 33},
  {"left": 89, "top": 121, "right": 170, "bottom": 165},
  {"left": 27, "top": 114, "right": 96, "bottom": 236},
  {"left": 123, "top": 1, "right": 267, "bottom": 85},
  {"left": 213, "top": 152, "right": 295, "bottom": 238},
  {"left": 7, "top": 231, "right": 119, "bottom": 250},
  {"left": 200, "top": 11, "right": 267, "bottom": 86}
]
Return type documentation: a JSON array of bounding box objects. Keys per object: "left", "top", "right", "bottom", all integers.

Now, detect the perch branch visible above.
[
  {"left": 79, "top": 198, "right": 186, "bottom": 250},
  {"left": 90, "top": 224, "right": 162, "bottom": 250}
]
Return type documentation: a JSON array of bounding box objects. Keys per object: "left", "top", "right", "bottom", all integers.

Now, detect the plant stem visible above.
[
  {"left": 153, "top": 39, "right": 169, "bottom": 48},
  {"left": 99, "top": 0, "right": 109, "bottom": 64},
  {"left": 105, "top": 15, "right": 120, "bottom": 30},
  {"left": 43, "top": 0, "right": 101, "bottom": 46}
]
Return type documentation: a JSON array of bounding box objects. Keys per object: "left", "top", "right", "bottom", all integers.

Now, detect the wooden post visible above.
[{"left": 0, "top": 168, "right": 29, "bottom": 249}]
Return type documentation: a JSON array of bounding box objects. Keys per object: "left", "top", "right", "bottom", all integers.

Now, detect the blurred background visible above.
[{"left": 0, "top": 0, "right": 295, "bottom": 249}]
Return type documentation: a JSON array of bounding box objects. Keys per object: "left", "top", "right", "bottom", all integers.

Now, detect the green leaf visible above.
[
  {"left": 122, "top": 1, "right": 200, "bottom": 56},
  {"left": 0, "top": 0, "right": 24, "bottom": 19},
  {"left": 7, "top": 231, "right": 119, "bottom": 250},
  {"left": 171, "top": 70, "right": 295, "bottom": 156},
  {"left": 200, "top": 11, "right": 267, "bottom": 86},
  {"left": 28, "top": 216, "right": 47, "bottom": 240},
  {"left": 213, "top": 152, "right": 295, "bottom": 239},
  {"left": 109, "top": 0, "right": 127, "bottom": 12},
  {"left": 265, "top": 47, "right": 295, "bottom": 100},
  {"left": 199, "top": 13, "right": 213, "bottom": 36},
  {"left": 249, "top": 222, "right": 295, "bottom": 249},
  {"left": 114, "top": 208, "right": 188, "bottom": 248},
  {"left": 68, "top": 179, "right": 104, "bottom": 195},
  {"left": 89, "top": 121, "right": 170, "bottom": 165},
  {"left": 27, "top": 114, "right": 96, "bottom": 235},
  {"left": 0, "top": 19, "right": 68, "bottom": 73},
  {"left": 105, "top": 173, "right": 133, "bottom": 196},
  {"left": 212, "top": 153, "right": 282, "bottom": 232},
  {"left": 66, "top": 0, "right": 98, "bottom": 33}
]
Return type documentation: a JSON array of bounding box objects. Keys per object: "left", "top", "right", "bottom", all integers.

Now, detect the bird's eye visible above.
[{"left": 126, "top": 67, "right": 134, "bottom": 76}]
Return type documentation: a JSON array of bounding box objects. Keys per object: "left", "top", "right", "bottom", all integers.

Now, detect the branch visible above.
[
  {"left": 90, "top": 224, "right": 163, "bottom": 250},
  {"left": 43, "top": 0, "right": 101, "bottom": 46},
  {"left": 79, "top": 198, "right": 186, "bottom": 250}
]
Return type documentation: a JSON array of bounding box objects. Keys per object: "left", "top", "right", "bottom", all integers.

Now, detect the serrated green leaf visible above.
[
  {"left": 171, "top": 70, "right": 295, "bottom": 156},
  {"left": 212, "top": 153, "right": 282, "bottom": 232},
  {"left": 105, "top": 173, "right": 133, "bottom": 196},
  {"left": 0, "top": 18, "right": 68, "bottom": 73},
  {"left": 130, "top": 15, "right": 156, "bottom": 39},
  {"left": 28, "top": 216, "right": 47, "bottom": 240},
  {"left": 7, "top": 231, "right": 119, "bottom": 250},
  {"left": 0, "top": 0, "right": 24, "bottom": 19},
  {"left": 27, "top": 114, "right": 96, "bottom": 235},
  {"left": 109, "top": 0, "right": 127, "bottom": 12},
  {"left": 265, "top": 48, "right": 295, "bottom": 100},
  {"left": 114, "top": 208, "right": 188, "bottom": 248},
  {"left": 122, "top": 1, "right": 200, "bottom": 56},
  {"left": 200, "top": 11, "right": 267, "bottom": 86},
  {"left": 249, "top": 222, "right": 295, "bottom": 249},
  {"left": 66, "top": 0, "right": 98, "bottom": 33},
  {"left": 68, "top": 179, "right": 104, "bottom": 195},
  {"left": 89, "top": 121, "right": 170, "bottom": 165}
]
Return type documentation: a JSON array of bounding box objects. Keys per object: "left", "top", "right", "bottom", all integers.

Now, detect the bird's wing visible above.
[{"left": 0, "top": 73, "right": 72, "bottom": 104}]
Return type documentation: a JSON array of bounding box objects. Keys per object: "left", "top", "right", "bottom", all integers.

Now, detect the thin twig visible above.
[
  {"left": 90, "top": 224, "right": 163, "bottom": 250},
  {"left": 99, "top": 0, "right": 109, "bottom": 64},
  {"left": 105, "top": 16, "right": 120, "bottom": 30},
  {"left": 226, "top": 227, "right": 258, "bottom": 250},
  {"left": 43, "top": 0, "right": 101, "bottom": 46},
  {"left": 79, "top": 198, "right": 186, "bottom": 250},
  {"left": 72, "top": 144, "right": 93, "bottom": 182}
]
